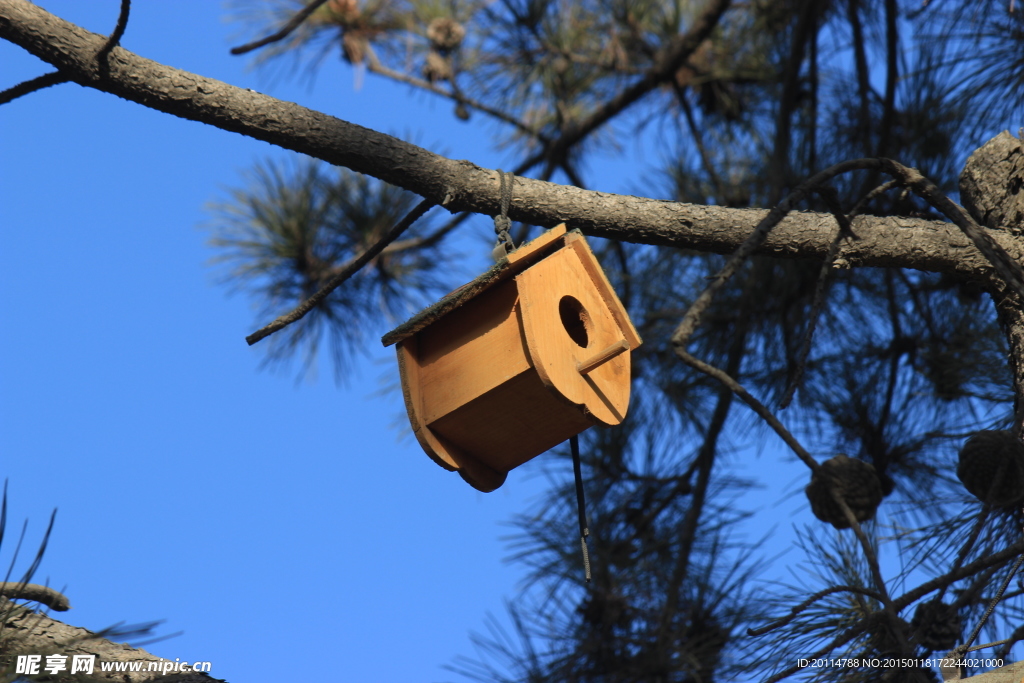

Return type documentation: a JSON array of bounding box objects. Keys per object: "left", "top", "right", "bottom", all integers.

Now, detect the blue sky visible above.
[
  {"left": 0, "top": 3, "right": 567, "bottom": 680},
  {"left": 0, "top": 3, "right": 862, "bottom": 682}
]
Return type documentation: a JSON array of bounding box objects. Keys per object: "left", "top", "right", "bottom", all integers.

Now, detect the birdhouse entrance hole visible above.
[
  {"left": 382, "top": 224, "right": 641, "bottom": 491},
  {"left": 559, "top": 296, "right": 590, "bottom": 348}
]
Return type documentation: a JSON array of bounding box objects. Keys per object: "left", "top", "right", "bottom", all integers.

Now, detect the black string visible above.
[
  {"left": 944, "top": 506, "right": 1024, "bottom": 679},
  {"left": 570, "top": 434, "right": 591, "bottom": 583}
]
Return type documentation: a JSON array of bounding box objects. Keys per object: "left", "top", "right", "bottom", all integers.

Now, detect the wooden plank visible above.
[
  {"left": 399, "top": 336, "right": 508, "bottom": 491},
  {"left": 568, "top": 237, "right": 642, "bottom": 349},
  {"left": 417, "top": 281, "right": 530, "bottom": 424},
  {"left": 518, "top": 245, "right": 631, "bottom": 426},
  {"left": 507, "top": 223, "right": 567, "bottom": 264},
  {"left": 429, "top": 368, "right": 595, "bottom": 473},
  {"left": 381, "top": 225, "right": 570, "bottom": 347},
  {"left": 397, "top": 337, "right": 458, "bottom": 470}
]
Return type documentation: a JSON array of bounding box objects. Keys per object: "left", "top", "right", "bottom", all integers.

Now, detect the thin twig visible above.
[
  {"left": 748, "top": 585, "right": 885, "bottom": 637},
  {"left": 961, "top": 542, "right": 1024, "bottom": 651},
  {"left": 362, "top": 46, "right": 547, "bottom": 143},
  {"left": 849, "top": 179, "right": 899, "bottom": 217},
  {"left": 892, "top": 541, "right": 1024, "bottom": 613},
  {"left": 96, "top": 0, "right": 131, "bottom": 63},
  {"left": 936, "top": 506, "right": 991, "bottom": 603},
  {"left": 674, "top": 350, "right": 819, "bottom": 472},
  {"left": 678, "top": 346, "right": 896, "bottom": 621},
  {"left": 383, "top": 211, "right": 469, "bottom": 254},
  {"left": 671, "top": 159, "right": 874, "bottom": 351},
  {"left": 517, "top": 0, "right": 733, "bottom": 173},
  {"left": 230, "top": 0, "right": 332, "bottom": 55},
  {"left": 246, "top": 198, "right": 435, "bottom": 345},
  {"left": 674, "top": 84, "right": 727, "bottom": 201},
  {"left": 559, "top": 160, "right": 585, "bottom": 189},
  {"left": 779, "top": 187, "right": 854, "bottom": 408},
  {"left": 0, "top": 71, "right": 70, "bottom": 106},
  {"left": 996, "top": 623, "right": 1024, "bottom": 659},
  {"left": 656, "top": 323, "right": 748, "bottom": 659},
  {"left": 0, "top": 582, "right": 70, "bottom": 611},
  {"left": 761, "top": 612, "right": 887, "bottom": 683}
]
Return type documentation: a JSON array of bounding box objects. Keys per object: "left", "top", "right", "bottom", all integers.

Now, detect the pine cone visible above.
[
  {"left": 956, "top": 430, "right": 1024, "bottom": 507},
  {"left": 426, "top": 17, "right": 465, "bottom": 52},
  {"left": 911, "top": 600, "right": 961, "bottom": 651},
  {"left": 423, "top": 51, "right": 453, "bottom": 82},
  {"left": 805, "top": 455, "right": 884, "bottom": 529}
]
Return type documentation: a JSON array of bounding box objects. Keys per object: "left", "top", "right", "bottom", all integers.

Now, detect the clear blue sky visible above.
[{"left": 1, "top": 3, "right": 820, "bottom": 682}]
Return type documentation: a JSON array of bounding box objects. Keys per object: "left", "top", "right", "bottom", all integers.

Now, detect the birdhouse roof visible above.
[{"left": 381, "top": 224, "right": 639, "bottom": 348}]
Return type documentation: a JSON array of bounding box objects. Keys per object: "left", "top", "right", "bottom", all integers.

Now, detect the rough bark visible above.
[
  {"left": 960, "top": 131, "right": 1024, "bottom": 233},
  {"left": 2, "top": 0, "right": 1024, "bottom": 285},
  {"left": 0, "top": 583, "right": 70, "bottom": 612},
  {"left": 0, "top": 600, "right": 223, "bottom": 682},
  {"left": 965, "top": 133, "right": 1024, "bottom": 435}
]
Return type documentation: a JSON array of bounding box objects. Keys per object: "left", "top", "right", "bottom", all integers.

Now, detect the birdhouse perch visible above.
[{"left": 382, "top": 224, "right": 641, "bottom": 492}]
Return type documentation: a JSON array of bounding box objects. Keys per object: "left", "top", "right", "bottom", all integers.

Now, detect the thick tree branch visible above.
[
  {"left": 2, "top": 0, "right": 1023, "bottom": 285},
  {"left": 0, "top": 600, "right": 223, "bottom": 683}
]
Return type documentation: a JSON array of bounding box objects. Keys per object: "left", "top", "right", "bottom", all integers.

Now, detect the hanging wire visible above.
[
  {"left": 961, "top": 507, "right": 1024, "bottom": 652},
  {"left": 570, "top": 434, "right": 591, "bottom": 583},
  {"left": 942, "top": 505, "right": 1024, "bottom": 681}
]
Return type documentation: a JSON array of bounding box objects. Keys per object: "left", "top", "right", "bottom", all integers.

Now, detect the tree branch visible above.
[
  {"left": 748, "top": 585, "right": 886, "bottom": 637},
  {"left": 95, "top": 0, "right": 130, "bottom": 64},
  {"left": 362, "top": 45, "right": 547, "bottom": 143},
  {"left": 246, "top": 198, "right": 435, "bottom": 345},
  {"left": 521, "top": 0, "right": 733, "bottom": 171},
  {"left": 0, "top": 582, "right": 69, "bottom": 611},
  {"left": 0, "top": 69, "right": 69, "bottom": 105},
  {"left": 1, "top": 0, "right": 1021, "bottom": 285},
  {"left": 0, "top": 599, "right": 224, "bottom": 683},
  {"left": 229, "top": 0, "right": 331, "bottom": 55}
]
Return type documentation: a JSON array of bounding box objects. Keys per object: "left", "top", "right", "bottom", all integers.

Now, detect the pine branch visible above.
[
  {"left": 2, "top": 0, "right": 1020, "bottom": 285},
  {"left": 0, "top": 582, "right": 69, "bottom": 611},
  {"left": 0, "top": 599, "right": 224, "bottom": 683}
]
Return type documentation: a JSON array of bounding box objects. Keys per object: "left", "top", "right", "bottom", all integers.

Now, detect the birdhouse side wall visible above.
[
  {"left": 397, "top": 337, "right": 458, "bottom": 471},
  {"left": 428, "top": 367, "right": 596, "bottom": 473},
  {"left": 398, "top": 335, "right": 509, "bottom": 491},
  {"left": 414, "top": 281, "right": 530, "bottom": 425}
]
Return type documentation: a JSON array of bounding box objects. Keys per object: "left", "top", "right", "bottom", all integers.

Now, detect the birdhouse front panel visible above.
[
  {"left": 518, "top": 241, "right": 632, "bottom": 426},
  {"left": 383, "top": 224, "right": 641, "bottom": 492}
]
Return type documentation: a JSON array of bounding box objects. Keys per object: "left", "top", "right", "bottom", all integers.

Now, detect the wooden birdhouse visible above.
[{"left": 382, "top": 224, "right": 641, "bottom": 492}]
